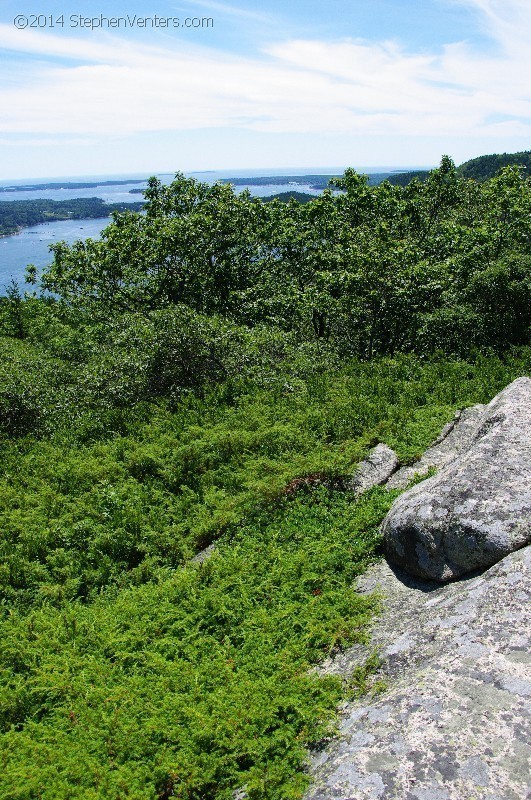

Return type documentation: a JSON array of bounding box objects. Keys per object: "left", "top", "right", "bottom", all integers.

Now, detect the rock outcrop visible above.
[
  {"left": 307, "top": 545, "right": 531, "bottom": 800},
  {"left": 383, "top": 377, "right": 531, "bottom": 581},
  {"left": 305, "top": 379, "right": 531, "bottom": 799},
  {"left": 346, "top": 444, "right": 399, "bottom": 495}
]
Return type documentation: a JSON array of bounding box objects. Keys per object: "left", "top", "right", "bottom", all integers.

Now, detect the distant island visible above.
[
  {"left": 218, "top": 173, "right": 395, "bottom": 189},
  {"left": 0, "top": 178, "right": 148, "bottom": 194},
  {"left": 0, "top": 197, "right": 144, "bottom": 237},
  {"left": 261, "top": 190, "right": 316, "bottom": 203},
  {"left": 220, "top": 174, "right": 338, "bottom": 189}
]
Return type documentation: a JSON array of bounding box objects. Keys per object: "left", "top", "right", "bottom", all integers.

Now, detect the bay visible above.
[{"left": 0, "top": 217, "right": 111, "bottom": 290}]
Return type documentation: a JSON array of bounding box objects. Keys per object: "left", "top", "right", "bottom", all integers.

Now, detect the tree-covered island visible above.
[{"left": 0, "top": 197, "right": 145, "bottom": 237}]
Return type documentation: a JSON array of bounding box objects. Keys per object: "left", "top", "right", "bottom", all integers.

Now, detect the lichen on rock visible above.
[{"left": 307, "top": 546, "right": 531, "bottom": 800}]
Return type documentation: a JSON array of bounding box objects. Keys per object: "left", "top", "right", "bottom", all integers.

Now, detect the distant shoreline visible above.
[
  {"left": 0, "top": 198, "right": 144, "bottom": 237},
  {"left": 0, "top": 178, "right": 148, "bottom": 194},
  {"left": 0, "top": 215, "right": 114, "bottom": 239}
]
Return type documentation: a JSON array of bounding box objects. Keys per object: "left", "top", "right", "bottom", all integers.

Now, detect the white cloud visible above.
[
  {"left": 0, "top": 1, "right": 530, "bottom": 141},
  {"left": 454, "top": 0, "right": 531, "bottom": 49},
  {"left": 0, "top": 136, "right": 95, "bottom": 146}
]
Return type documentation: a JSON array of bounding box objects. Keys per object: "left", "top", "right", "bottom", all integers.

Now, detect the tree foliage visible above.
[
  {"left": 457, "top": 149, "right": 531, "bottom": 181},
  {"left": 39, "top": 159, "right": 530, "bottom": 357}
]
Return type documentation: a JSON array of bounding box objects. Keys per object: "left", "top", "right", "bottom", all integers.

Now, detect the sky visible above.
[{"left": 0, "top": 0, "right": 530, "bottom": 178}]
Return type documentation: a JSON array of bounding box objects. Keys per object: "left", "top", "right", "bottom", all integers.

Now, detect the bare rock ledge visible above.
[
  {"left": 305, "top": 378, "right": 531, "bottom": 800},
  {"left": 383, "top": 377, "right": 531, "bottom": 582},
  {"left": 307, "top": 546, "right": 531, "bottom": 800}
]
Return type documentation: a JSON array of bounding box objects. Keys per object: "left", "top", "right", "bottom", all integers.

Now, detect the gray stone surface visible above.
[
  {"left": 386, "top": 405, "right": 485, "bottom": 491},
  {"left": 383, "top": 377, "right": 531, "bottom": 581},
  {"left": 346, "top": 444, "right": 400, "bottom": 495},
  {"left": 307, "top": 545, "right": 531, "bottom": 800},
  {"left": 190, "top": 542, "right": 216, "bottom": 563}
]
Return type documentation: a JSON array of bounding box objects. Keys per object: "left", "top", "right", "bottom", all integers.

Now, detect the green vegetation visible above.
[
  {"left": 457, "top": 150, "right": 531, "bottom": 181},
  {"left": 0, "top": 155, "right": 529, "bottom": 798},
  {"left": 387, "top": 149, "right": 531, "bottom": 186},
  {"left": 37, "top": 157, "right": 531, "bottom": 355},
  {"left": 262, "top": 191, "right": 315, "bottom": 203},
  {"left": 386, "top": 170, "right": 431, "bottom": 186},
  {"left": 0, "top": 480, "right": 392, "bottom": 800},
  {"left": 0, "top": 198, "right": 144, "bottom": 237}
]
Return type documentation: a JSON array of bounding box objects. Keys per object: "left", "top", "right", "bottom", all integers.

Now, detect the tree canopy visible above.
[{"left": 37, "top": 158, "right": 530, "bottom": 358}]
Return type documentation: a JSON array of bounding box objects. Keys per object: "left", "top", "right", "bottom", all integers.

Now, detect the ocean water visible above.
[
  {"left": 0, "top": 218, "right": 112, "bottom": 290},
  {"left": 0, "top": 166, "right": 426, "bottom": 290}
]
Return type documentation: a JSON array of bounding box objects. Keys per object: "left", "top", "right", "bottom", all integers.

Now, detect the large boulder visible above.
[{"left": 383, "top": 377, "right": 531, "bottom": 581}]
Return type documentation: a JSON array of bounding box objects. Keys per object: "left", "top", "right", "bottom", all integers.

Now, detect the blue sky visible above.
[{"left": 0, "top": 0, "right": 530, "bottom": 178}]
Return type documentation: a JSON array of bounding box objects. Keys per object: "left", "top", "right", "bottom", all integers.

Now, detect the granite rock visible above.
[
  {"left": 307, "top": 546, "right": 531, "bottom": 800},
  {"left": 383, "top": 377, "right": 531, "bottom": 581},
  {"left": 346, "top": 444, "right": 400, "bottom": 495}
]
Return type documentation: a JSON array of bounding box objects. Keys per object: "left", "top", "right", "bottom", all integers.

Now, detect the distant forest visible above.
[
  {"left": 0, "top": 197, "right": 144, "bottom": 236},
  {"left": 457, "top": 150, "right": 531, "bottom": 181},
  {"left": 220, "top": 174, "right": 340, "bottom": 188},
  {"left": 389, "top": 150, "right": 531, "bottom": 186},
  {"left": 262, "top": 190, "right": 316, "bottom": 203},
  {"left": 386, "top": 170, "right": 431, "bottom": 186},
  {"left": 219, "top": 173, "right": 394, "bottom": 189}
]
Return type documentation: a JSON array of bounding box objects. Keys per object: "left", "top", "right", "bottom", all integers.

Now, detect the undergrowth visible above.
[
  {"left": 0, "top": 488, "right": 394, "bottom": 800},
  {"left": 0, "top": 349, "right": 529, "bottom": 799}
]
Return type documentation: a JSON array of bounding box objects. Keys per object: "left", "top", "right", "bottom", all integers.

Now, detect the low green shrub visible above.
[
  {"left": 0, "top": 488, "right": 392, "bottom": 800},
  {"left": 0, "top": 349, "right": 529, "bottom": 798}
]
